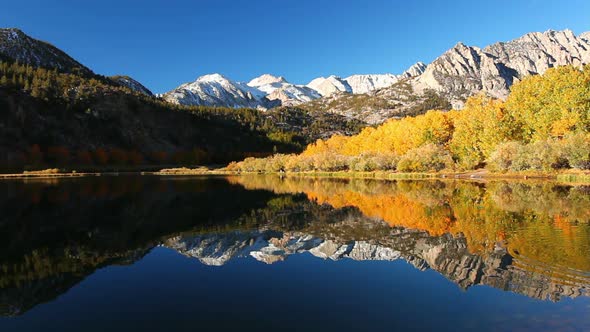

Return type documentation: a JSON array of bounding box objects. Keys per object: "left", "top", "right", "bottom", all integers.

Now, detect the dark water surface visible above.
[{"left": 0, "top": 175, "right": 589, "bottom": 331}]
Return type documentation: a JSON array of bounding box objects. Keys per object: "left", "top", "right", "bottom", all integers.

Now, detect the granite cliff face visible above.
[{"left": 413, "top": 29, "right": 590, "bottom": 107}]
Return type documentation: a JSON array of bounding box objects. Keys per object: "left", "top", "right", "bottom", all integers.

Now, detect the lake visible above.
[{"left": 0, "top": 175, "right": 589, "bottom": 331}]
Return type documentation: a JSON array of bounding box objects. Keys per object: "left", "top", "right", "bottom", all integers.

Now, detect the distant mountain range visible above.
[
  {"left": 2, "top": 27, "right": 589, "bottom": 122},
  {"left": 162, "top": 29, "right": 590, "bottom": 114},
  {"left": 162, "top": 63, "right": 428, "bottom": 110}
]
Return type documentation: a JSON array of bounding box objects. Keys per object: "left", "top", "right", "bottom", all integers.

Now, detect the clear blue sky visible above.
[{"left": 3, "top": 0, "right": 589, "bottom": 93}]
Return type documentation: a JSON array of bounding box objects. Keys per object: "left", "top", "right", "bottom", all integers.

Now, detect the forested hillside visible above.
[{"left": 0, "top": 60, "right": 362, "bottom": 171}]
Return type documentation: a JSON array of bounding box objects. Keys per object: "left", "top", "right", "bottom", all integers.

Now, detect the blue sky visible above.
[{"left": 2, "top": 0, "right": 589, "bottom": 93}]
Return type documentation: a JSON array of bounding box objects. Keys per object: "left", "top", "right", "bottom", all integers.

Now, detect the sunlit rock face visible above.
[{"left": 413, "top": 30, "right": 590, "bottom": 108}]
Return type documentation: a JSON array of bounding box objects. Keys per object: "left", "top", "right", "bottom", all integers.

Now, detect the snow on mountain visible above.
[
  {"left": 307, "top": 62, "right": 426, "bottom": 96},
  {"left": 163, "top": 73, "right": 269, "bottom": 109},
  {"left": 248, "top": 74, "right": 321, "bottom": 106},
  {"left": 163, "top": 62, "right": 428, "bottom": 109},
  {"left": 265, "top": 85, "right": 321, "bottom": 106},
  {"left": 247, "top": 74, "right": 287, "bottom": 87},
  {"left": 307, "top": 75, "right": 352, "bottom": 96},
  {"left": 344, "top": 73, "right": 400, "bottom": 94}
]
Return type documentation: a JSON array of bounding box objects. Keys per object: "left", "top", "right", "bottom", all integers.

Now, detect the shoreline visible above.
[{"left": 2, "top": 168, "right": 589, "bottom": 184}]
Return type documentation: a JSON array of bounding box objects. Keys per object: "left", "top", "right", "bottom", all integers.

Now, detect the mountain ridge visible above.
[
  {"left": 0, "top": 28, "right": 94, "bottom": 77},
  {"left": 162, "top": 29, "right": 590, "bottom": 113},
  {"left": 2, "top": 27, "right": 589, "bottom": 125}
]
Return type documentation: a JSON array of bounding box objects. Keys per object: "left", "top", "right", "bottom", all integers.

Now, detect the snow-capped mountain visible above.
[
  {"left": 163, "top": 73, "right": 269, "bottom": 109},
  {"left": 344, "top": 74, "right": 401, "bottom": 94},
  {"left": 307, "top": 62, "right": 427, "bottom": 96},
  {"left": 0, "top": 28, "right": 94, "bottom": 76},
  {"left": 5, "top": 26, "right": 589, "bottom": 118},
  {"left": 164, "top": 64, "right": 427, "bottom": 109},
  {"left": 307, "top": 75, "right": 352, "bottom": 96},
  {"left": 247, "top": 74, "right": 321, "bottom": 106}
]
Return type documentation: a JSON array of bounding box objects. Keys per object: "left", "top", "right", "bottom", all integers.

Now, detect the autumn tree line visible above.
[{"left": 231, "top": 65, "right": 590, "bottom": 174}]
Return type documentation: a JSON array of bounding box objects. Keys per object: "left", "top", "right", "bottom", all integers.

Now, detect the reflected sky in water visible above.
[{"left": 0, "top": 175, "right": 589, "bottom": 331}]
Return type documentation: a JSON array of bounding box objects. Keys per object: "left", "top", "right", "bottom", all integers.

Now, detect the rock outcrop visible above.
[{"left": 413, "top": 29, "right": 590, "bottom": 107}]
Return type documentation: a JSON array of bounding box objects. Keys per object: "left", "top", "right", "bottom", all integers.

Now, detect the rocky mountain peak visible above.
[
  {"left": 162, "top": 29, "right": 590, "bottom": 113},
  {"left": 0, "top": 28, "right": 94, "bottom": 77},
  {"left": 248, "top": 74, "right": 288, "bottom": 87},
  {"left": 413, "top": 29, "right": 590, "bottom": 108},
  {"left": 196, "top": 73, "right": 231, "bottom": 83},
  {"left": 401, "top": 61, "right": 427, "bottom": 78}
]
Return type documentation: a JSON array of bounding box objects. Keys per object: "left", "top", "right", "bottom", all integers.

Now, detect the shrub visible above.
[
  {"left": 487, "top": 141, "right": 523, "bottom": 172},
  {"left": 264, "top": 154, "right": 289, "bottom": 173},
  {"left": 350, "top": 153, "right": 398, "bottom": 172},
  {"left": 524, "top": 140, "right": 563, "bottom": 171},
  {"left": 563, "top": 133, "right": 590, "bottom": 170},
  {"left": 397, "top": 144, "right": 453, "bottom": 172},
  {"left": 311, "top": 153, "right": 350, "bottom": 172}
]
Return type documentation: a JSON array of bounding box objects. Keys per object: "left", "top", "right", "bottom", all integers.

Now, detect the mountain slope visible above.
[
  {"left": 109, "top": 75, "right": 153, "bottom": 96},
  {"left": 0, "top": 28, "right": 94, "bottom": 77},
  {"left": 298, "top": 29, "right": 590, "bottom": 121},
  {"left": 307, "top": 75, "right": 352, "bottom": 96},
  {"left": 413, "top": 29, "right": 590, "bottom": 107}
]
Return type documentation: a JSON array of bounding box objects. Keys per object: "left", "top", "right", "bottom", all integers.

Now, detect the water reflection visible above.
[{"left": 0, "top": 175, "right": 589, "bottom": 317}]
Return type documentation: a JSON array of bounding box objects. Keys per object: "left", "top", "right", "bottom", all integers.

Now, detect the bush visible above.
[
  {"left": 488, "top": 139, "right": 571, "bottom": 172},
  {"left": 350, "top": 153, "right": 398, "bottom": 172},
  {"left": 311, "top": 153, "right": 351, "bottom": 171},
  {"left": 397, "top": 144, "right": 453, "bottom": 172},
  {"left": 487, "top": 141, "right": 523, "bottom": 172},
  {"left": 264, "top": 154, "right": 289, "bottom": 173},
  {"left": 524, "top": 140, "right": 563, "bottom": 171},
  {"left": 563, "top": 133, "right": 590, "bottom": 170}
]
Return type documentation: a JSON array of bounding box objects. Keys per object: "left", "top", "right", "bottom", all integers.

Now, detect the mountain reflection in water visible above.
[{"left": 0, "top": 175, "right": 589, "bottom": 319}]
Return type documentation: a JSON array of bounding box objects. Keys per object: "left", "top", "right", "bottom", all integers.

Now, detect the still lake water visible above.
[{"left": 0, "top": 175, "right": 589, "bottom": 331}]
